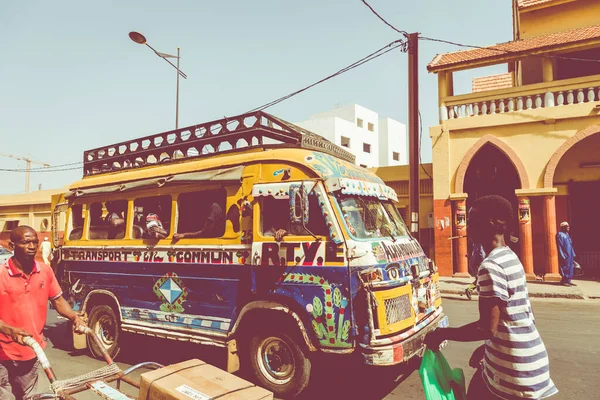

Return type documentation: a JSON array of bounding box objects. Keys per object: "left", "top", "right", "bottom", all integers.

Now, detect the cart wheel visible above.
[
  {"left": 248, "top": 330, "right": 311, "bottom": 398},
  {"left": 88, "top": 305, "right": 121, "bottom": 359}
]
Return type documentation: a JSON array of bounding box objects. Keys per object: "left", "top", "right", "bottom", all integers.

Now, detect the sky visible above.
[{"left": 0, "top": 0, "right": 512, "bottom": 195}]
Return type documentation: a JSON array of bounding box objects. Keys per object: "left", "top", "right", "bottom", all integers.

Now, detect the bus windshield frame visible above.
[{"left": 334, "top": 193, "right": 410, "bottom": 241}]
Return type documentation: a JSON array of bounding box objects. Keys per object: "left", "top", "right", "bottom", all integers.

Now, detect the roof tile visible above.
[
  {"left": 428, "top": 24, "right": 600, "bottom": 72},
  {"left": 472, "top": 73, "right": 514, "bottom": 93}
]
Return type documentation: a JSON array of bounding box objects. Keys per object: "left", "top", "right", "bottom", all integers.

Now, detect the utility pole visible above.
[
  {"left": 0, "top": 153, "right": 50, "bottom": 193},
  {"left": 407, "top": 32, "right": 420, "bottom": 241}
]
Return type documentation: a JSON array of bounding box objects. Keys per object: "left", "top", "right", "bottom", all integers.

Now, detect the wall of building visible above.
[
  {"left": 297, "top": 104, "right": 407, "bottom": 168},
  {"left": 519, "top": 0, "right": 600, "bottom": 39},
  {"left": 378, "top": 118, "right": 408, "bottom": 166},
  {"left": 553, "top": 133, "right": 600, "bottom": 183}
]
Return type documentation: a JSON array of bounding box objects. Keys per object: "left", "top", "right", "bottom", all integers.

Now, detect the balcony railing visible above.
[{"left": 440, "top": 74, "right": 600, "bottom": 121}]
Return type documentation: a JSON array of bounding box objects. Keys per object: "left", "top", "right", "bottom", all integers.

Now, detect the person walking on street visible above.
[
  {"left": 426, "top": 195, "right": 557, "bottom": 400},
  {"left": 465, "top": 239, "right": 486, "bottom": 300},
  {"left": 40, "top": 237, "right": 51, "bottom": 265},
  {"left": 556, "top": 221, "right": 576, "bottom": 286},
  {"left": 0, "top": 226, "right": 87, "bottom": 400}
]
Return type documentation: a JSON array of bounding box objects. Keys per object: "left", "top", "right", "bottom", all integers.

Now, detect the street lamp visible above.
[{"left": 129, "top": 31, "right": 188, "bottom": 129}]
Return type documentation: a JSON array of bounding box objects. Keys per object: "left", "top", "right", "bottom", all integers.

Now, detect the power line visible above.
[
  {"left": 0, "top": 161, "right": 83, "bottom": 173},
  {"left": 0, "top": 165, "right": 82, "bottom": 173},
  {"left": 248, "top": 39, "right": 408, "bottom": 113},
  {"left": 420, "top": 35, "right": 600, "bottom": 63},
  {"left": 360, "top": 0, "right": 408, "bottom": 37}
]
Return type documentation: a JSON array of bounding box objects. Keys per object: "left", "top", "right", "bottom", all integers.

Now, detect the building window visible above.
[
  {"left": 3, "top": 220, "right": 19, "bottom": 232},
  {"left": 340, "top": 136, "right": 351, "bottom": 148},
  {"left": 393, "top": 152, "right": 400, "bottom": 161},
  {"left": 360, "top": 164, "right": 368, "bottom": 168},
  {"left": 357, "top": 118, "right": 363, "bottom": 128},
  {"left": 368, "top": 122, "right": 374, "bottom": 132},
  {"left": 363, "top": 143, "right": 371, "bottom": 153}
]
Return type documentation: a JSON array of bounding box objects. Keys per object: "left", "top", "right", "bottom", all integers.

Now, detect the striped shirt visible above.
[{"left": 477, "top": 247, "right": 558, "bottom": 399}]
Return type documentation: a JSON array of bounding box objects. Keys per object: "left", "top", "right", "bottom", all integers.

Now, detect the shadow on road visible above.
[{"left": 44, "top": 320, "right": 421, "bottom": 400}]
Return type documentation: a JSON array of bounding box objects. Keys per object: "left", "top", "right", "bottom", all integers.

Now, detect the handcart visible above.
[{"left": 27, "top": 327, "right": 163, "bottom": 400}]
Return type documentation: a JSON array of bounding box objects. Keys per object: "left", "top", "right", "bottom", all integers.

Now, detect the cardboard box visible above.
[{"left": 139, "top": 359, "right": 273, "bottom": 400}]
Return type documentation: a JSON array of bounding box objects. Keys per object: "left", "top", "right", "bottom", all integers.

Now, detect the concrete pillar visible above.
[
  {"left": 542, "top": 58, "right": 554, "bottom": 83},
  {"left": 433, "top": 199, "right": 453, "bottom": 277},
  {"left": 452, "top": 197, "right": 469, "bottom": 278},
  {"left": 542, "top": 195, "right": 561, "bottom": 281},
  {"left": 517, "top": 196, "right": 535, "bottom": 281}
]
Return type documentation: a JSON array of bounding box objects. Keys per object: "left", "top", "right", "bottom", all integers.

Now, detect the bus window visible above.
[
  {"left": 67, "top": 204, "right": 85, "bottom": 240},
  {"left": 133, "top": 195, "right": 172, "bottom": 240},
  {"left": 88, "top": 200, "right": 128, "bottom": 240},
  {"left": 175, "top": 190, "right": 226, "bottom": 239},
  {"left": 261, "top": 194, "right": 328, "bottom": 238}
]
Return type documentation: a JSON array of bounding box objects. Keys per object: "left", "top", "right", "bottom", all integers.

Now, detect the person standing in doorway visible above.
[
  {"left": 40, "top": 237, "right": 52, "bottom": 265},
  {"left": 556, "top": 221, "right": 576, "bottom": 286}
]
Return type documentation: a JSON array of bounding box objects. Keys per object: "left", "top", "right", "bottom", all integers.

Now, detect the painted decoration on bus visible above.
[
  {"left": 284, "top": 273, "right": 351, "bottom": 348},
  {"left": 61, "top": 248, "right": 249, "bottom": 265},
  {"left": 259, "top": 242, "right": 344, "bottom": 266},
  {"left": 153, "top": 272, "right": 189, "bottom": 313},
  {"left": 305, "top": 152, "right": 384, "bottom": 184}
]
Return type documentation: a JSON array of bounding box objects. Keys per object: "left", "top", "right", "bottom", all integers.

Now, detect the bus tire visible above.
[
  {"left": 87, "top": 305, "right": 121, "bottom": 360},
  {"left": 248, "top": 329, "right": 311, "bottom": 398}
]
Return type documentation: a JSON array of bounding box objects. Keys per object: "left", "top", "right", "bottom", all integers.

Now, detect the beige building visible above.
[
  {"left": 428, "top": 0, "right": 600, "bottom": 278},
  {"left": 0, "top": 188, "right": 66, "bottom": 250}
]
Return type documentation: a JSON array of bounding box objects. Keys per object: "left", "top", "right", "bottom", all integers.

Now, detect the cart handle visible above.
[{"left": 24, "top": 327, "right": 113, "bottom": 384}]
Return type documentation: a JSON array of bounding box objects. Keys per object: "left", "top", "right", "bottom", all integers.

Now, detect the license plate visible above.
[{"left": 438, "top": 316, "right": 449, "bottom": 328}]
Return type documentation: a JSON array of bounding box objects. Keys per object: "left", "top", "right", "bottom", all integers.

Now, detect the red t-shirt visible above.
[{"left": 0, "top": 258, "right": 62, "bottom": 361}]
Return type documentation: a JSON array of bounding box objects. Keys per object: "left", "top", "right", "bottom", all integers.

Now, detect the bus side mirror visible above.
[{"left": 289, "top": 184, "right": 309, "bottom": 225}]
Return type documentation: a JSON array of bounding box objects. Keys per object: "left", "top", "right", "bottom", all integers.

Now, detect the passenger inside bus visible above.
[
  {"left": 262, "top": 195, "right": 328, "bottom": 241},
  {"left": 174, "top": 190, "right": 226, "bottom": 239},
  {"left": 68, "top": 204, "right": 84, "bottom": 240},
  {"left": 133, "top": 196, "right": 171, "bottom": 240},
  {"left": 105, "top": 200, "right": 126, "bottom": 239},
  {"left": 174, "top": 202, "right": 224, "bottom": 240}
]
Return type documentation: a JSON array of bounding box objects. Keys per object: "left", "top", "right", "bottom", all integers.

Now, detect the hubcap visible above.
[
  {"left": 257, "top": 337, "right": 295, "bottom": 385},
  {"left": 94, "top": 315, "right": 116, "bottom": 348}
]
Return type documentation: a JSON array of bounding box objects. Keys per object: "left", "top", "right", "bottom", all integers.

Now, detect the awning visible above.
[
  {"left": 66, "top": 165, "right": 244, "bottom": 199},
  {"left": 325, "top": 178, "right": 398, "bottom": 202}
]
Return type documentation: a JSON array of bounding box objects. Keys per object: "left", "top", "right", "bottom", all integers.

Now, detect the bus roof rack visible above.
[{"left": 83, "top": 111, "right": 356, "bottom": 177}]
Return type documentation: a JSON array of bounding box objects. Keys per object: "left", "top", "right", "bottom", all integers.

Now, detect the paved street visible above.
[{"left": 35, "top": 298, "right": 599, "bottom": 399}]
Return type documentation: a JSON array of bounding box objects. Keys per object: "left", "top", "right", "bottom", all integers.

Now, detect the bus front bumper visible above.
[{"left": 359, "top": 309, "right": 448, "bottom": 366}]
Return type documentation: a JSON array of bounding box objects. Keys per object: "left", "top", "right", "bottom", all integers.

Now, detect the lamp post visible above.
[{"left": 129, "top": 31, "right": 188, "bottom": 129}]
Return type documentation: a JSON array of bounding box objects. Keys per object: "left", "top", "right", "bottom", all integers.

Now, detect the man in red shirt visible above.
[{"left": 0, "top": 226, "right": 86, "bottom": 399}]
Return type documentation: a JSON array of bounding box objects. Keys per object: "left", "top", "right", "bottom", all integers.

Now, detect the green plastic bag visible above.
[{"left": 419, "top": 349, "right": 467, "bottom": 400}]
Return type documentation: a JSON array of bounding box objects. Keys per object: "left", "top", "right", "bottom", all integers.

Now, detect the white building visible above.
[{"left": 296, "top": 104, "right": 407, "bottom": 168}]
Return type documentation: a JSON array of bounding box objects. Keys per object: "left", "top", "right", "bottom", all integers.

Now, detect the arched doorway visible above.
[
  {"left": 463, "top": 143, "right": 521, "bottom": 254},
  {"left": 553, "top": 132, "right": 600, "bottom": 278}
]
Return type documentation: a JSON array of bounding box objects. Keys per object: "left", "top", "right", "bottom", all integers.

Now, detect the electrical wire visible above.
[
  {"left": 0, "top": 165, "right": 82, "bottom": 173},
  {"left": 360, "top": 0, "right": 408, "bottom": 37},
  {"left": 248, "top": 39, "right": 408, "bottom": 113},
  {"left": 0, "top": 161, "right": 83, "bottom": 172},
  {"left": 420, "top": 36, "right": 600, "bottom": 63}
]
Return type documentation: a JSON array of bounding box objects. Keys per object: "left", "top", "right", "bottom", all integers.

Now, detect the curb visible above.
[{"left": 440, "top": 289, "right": 587, "bottom": 300}]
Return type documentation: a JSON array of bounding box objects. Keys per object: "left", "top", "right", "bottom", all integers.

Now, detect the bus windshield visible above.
[{"left": 335, "top": 194, "right": 410, "bottom": 240}]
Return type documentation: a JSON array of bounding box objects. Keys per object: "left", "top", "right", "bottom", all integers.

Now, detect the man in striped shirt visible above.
[{"left": 426, "top": 195, "right": 557, "bottom": 399}]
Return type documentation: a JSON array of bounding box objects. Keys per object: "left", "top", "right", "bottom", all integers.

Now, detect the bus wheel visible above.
[
  {"left": 248, "top": 330, "right": 311, "bottom": 398},
  {"left": 87, "top": 305, "right": 121, "bottom": 360}
]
